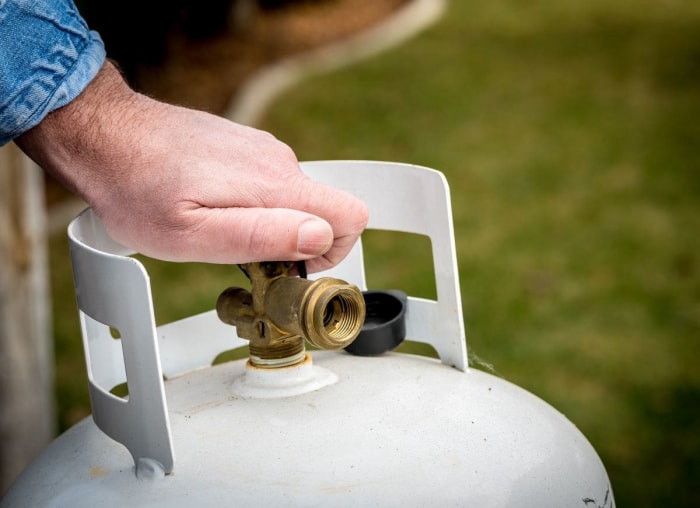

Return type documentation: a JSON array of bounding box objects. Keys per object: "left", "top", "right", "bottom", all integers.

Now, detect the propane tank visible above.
[{"left": 1, "top": 161, "right": 614, "bottom": 507}]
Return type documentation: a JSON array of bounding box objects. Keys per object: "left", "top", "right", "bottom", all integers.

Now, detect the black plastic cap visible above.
[{"left": 344, "top": 290, "right": 407, "bottom": 356}]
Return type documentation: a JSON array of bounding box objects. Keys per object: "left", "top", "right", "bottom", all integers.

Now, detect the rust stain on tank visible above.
[{"left": 89, "top": 465, "right": 110, "bottom": 478}]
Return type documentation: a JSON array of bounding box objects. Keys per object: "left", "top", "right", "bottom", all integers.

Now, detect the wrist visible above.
[{"left": 15, "top": 60, "right": 145, "bottom": 205}]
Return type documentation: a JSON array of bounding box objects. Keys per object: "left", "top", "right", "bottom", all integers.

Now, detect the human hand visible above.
[{"left": 16, "top": 61, "right": 368, "bottom": 272}]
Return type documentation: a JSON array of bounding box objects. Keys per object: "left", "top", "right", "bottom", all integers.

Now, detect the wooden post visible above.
[{"left": 0, "top": 143, "right": 53, "bottom": 494}]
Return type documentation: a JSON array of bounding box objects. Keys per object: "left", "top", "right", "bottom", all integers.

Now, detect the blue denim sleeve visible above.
[{"left": 0, "top": 0, "right": 106, "bottom": 146}]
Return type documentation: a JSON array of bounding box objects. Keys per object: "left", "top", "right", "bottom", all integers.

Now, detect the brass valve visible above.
[{"left": 216, "top": 262, "right": 366, "bottom": 368}]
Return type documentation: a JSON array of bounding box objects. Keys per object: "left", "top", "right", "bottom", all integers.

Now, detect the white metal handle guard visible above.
[{"left": 66, "top": 161, "right": 468, "bottom": 475}]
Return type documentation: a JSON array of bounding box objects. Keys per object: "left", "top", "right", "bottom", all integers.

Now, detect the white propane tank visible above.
[{"left": 2, "top": 161, "right": 614, "bottom": 508}]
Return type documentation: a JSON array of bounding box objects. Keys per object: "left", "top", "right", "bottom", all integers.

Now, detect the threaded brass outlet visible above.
[{"left": 216, "top": 262, "right": 365, "bottom": 368}]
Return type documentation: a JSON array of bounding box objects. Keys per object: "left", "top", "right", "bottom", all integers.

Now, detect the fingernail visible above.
[{"left": 297, "top": 218, "right": 332, "bottom": 255}]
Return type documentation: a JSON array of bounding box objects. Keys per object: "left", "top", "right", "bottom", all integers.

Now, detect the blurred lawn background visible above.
[{"left": 49, "top": 0, "right": 699, "bottom": 506}]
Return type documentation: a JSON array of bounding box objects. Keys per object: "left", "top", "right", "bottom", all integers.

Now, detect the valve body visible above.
[{"left": 216, "top": 262, "right": 365, "bottom": 367}]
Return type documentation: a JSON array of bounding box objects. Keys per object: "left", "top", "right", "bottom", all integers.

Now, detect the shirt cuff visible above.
[{"left": 0, "top": 2, "right": 107, "bottom": 146}]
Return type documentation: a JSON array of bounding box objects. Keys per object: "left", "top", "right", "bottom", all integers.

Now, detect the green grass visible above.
[
  {"left": 50, "top": 0, "right": 700, "bottom": 506},
  {"left": 259, "top": 1, "right": 700, "bottom": 505}
]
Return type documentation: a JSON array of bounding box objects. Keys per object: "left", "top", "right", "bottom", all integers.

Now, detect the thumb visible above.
[
  {"left": 141, "top": 207, "right": 335, "bottom": 264},
  {"left": 295, "top": 217, "right": 335, "bottom": 256}
]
